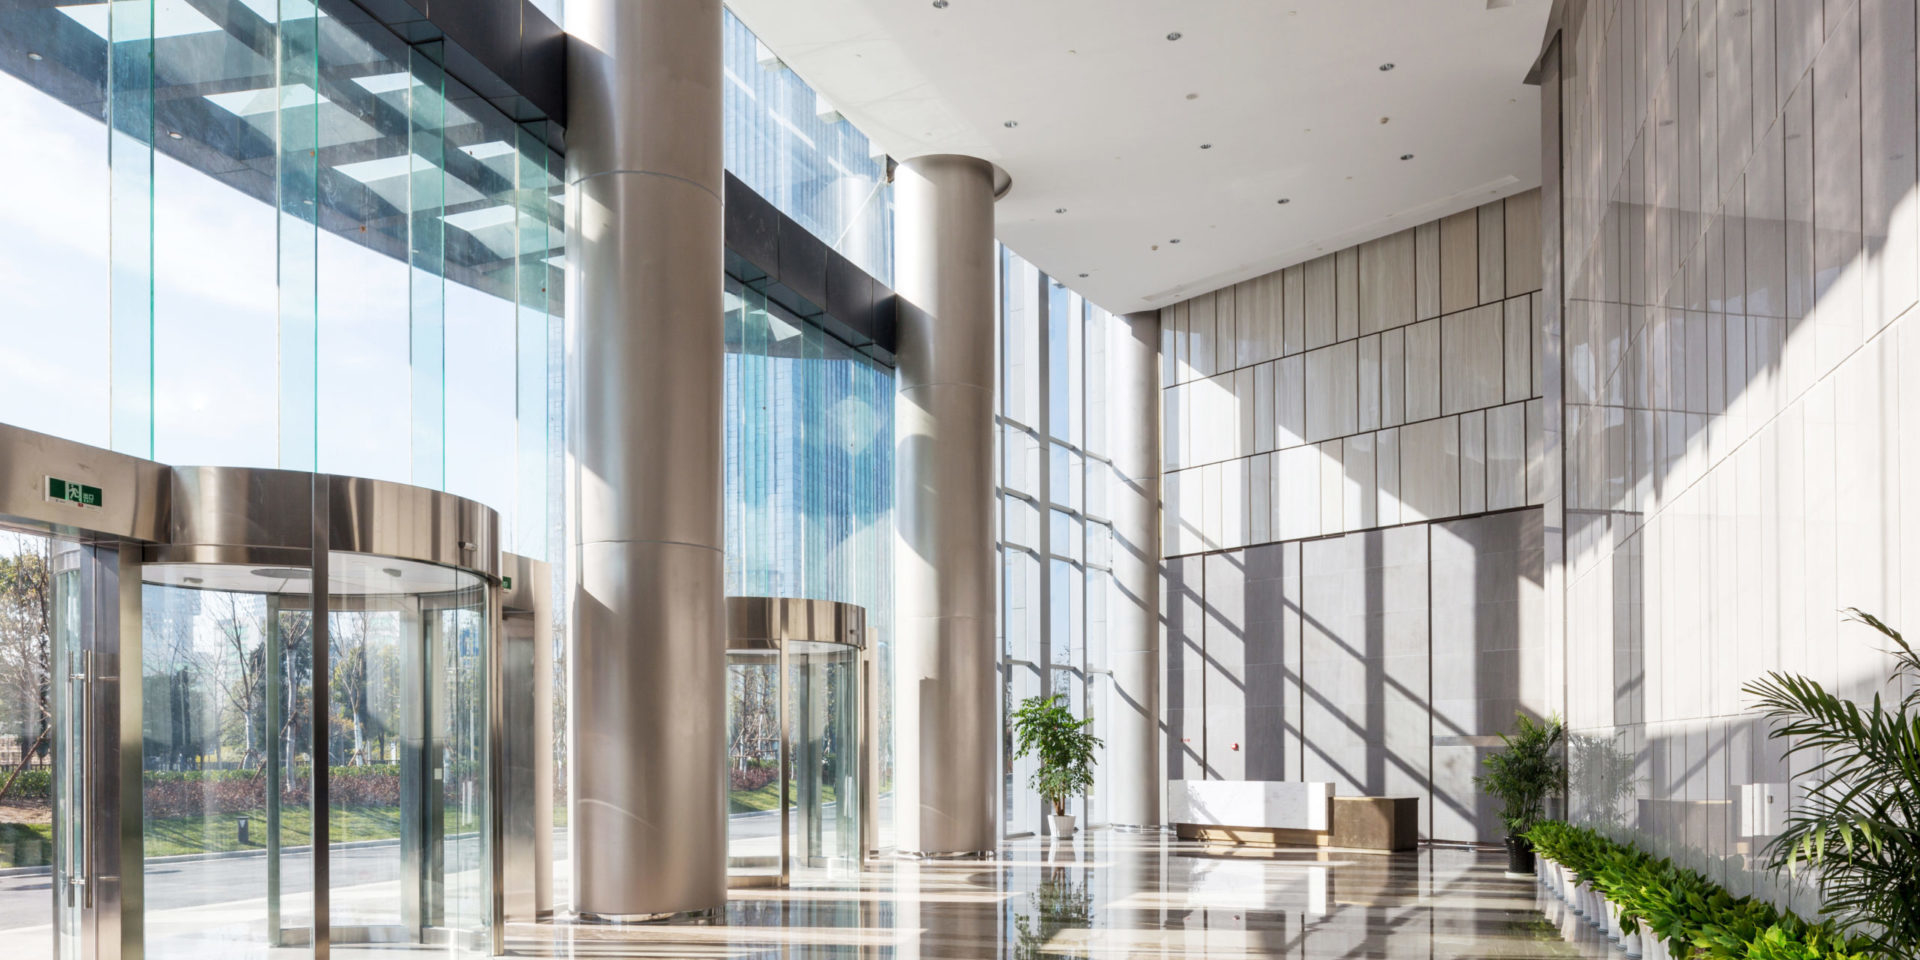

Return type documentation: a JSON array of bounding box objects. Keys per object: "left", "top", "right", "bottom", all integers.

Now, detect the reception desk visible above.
[{"left": 1167, "top": 781, "right": 1418, "bottom": 852}]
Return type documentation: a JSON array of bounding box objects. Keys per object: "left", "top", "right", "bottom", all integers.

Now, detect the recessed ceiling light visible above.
[
  {"left": 1004, "top": 120, "right": 1018, "bottom": 128},
  {"left": 26, "top": 51, "right": 43, "bottom": 61},
  {"left": 1277, "top": 198, "right": 1291, "bottom": 204},
  {"left": 1199, "top": 143, "right": 1212, "bottom": 150},
  {"left": 1379, "top": 62, "right": 1395, "bottom": 71},
  {"left": 1400, "top": 153, "right": 1414, "bottom": 160},
  {"left": 168, "top": 131, "right": 183, "bottom": 140},
  {"left": 1055, "top": 207, "right": 1067, "bottom": 214},
  {"left": 1166, "top": 31, "right": 1182, "bottom": 40}
]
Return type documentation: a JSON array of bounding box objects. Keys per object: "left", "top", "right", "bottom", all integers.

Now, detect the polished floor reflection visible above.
[{"left": 507, "top": 832, "right": 1611, "bottom": 958}]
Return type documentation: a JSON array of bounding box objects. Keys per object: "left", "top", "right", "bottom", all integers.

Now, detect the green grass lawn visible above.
[
  {"left": 0, "top": 821, "right": 54, "bottom": 869},
  {"left": 729, "top": 782, "right": 836, "bottom": 814},
  {"left": 144, "top": 805, "right": 412, "bottom": 858}
]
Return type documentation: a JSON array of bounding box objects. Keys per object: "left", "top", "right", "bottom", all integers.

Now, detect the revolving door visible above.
[
  {"left": 0, "top": 423, "right": 550, "bottom": 960},
  {"left": 724, "top": 598, "right": 867, "bottom": 886}
]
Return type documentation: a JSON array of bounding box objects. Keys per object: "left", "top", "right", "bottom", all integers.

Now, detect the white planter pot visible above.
[
  {"left": 1048, "top": 814, "right": 1076, "bottom": 838},
  {"left": 1604, "top": 898, "right": 1622, "bottom": 942},
  {"left": 1621, "top": 917, "right": 1644, "bottom": 959}
]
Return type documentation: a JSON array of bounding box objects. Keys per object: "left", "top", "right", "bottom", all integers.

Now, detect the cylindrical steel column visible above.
[
  {"left": 565, "top": 0, "right": 726, "bottom": 919},
  {"left": 1109, "top": 311, "right": 1162, "bottom": 828},
  {"left": 893, "top": 155, "right": 999, "bottom": 855}
]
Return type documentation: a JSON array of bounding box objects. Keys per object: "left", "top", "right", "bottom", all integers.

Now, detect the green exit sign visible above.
[{"left": 46, "top": 477, "right": 104, "bottom": 509}]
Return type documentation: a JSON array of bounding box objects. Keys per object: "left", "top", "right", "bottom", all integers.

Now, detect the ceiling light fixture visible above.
[
  {"left": 1400, "top": 153, "right": 1414, "bottom": 160},
  {"left": 1170, "top": 238, "right": 1182, "bottom": 244},
  {"left": 1200, "top": 143, "right": 1212, "bottom": 150},
  {"left": 26, "top": 51, "right": 43, "bottom": 61},
  {"left": 1166, "top": 31, "right": 1182, "bottom": 41},
  {"left": 168, "top": 131, "right": 183, "bottom": 140},
  {"left": 1277, "top": 198, "right": 1291, "bottom": 204},
  {"left": 1055, "top": 207, "right": 1067, "bottom": 214},
  {"left": 1379, "top": 62, "right": 1395, "bottom": 71},
  {"left": 1186, "top": 92, "right": 1199, "bottom": 100},
  {"left": 931, "top": 0, "right": 948, "bottom": 6},
  {"left": 1078, "top": 272, "right": 1089, "bottom": 278},
  {"left": 1004, "top": 120, "right": 1018, "bottom": 128}
]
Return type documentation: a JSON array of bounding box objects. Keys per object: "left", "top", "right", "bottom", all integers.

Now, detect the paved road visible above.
[{"left": 0, "top": 796, "right": 890, "bottom": 934}]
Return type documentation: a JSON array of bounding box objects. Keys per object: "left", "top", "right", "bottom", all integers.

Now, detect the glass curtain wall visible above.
[
  {"left": 0, "top": 0, "right": 564, "bottom": 563},
  {"left": 721, "top": 9, "right": 892, "bottom": 284},
  {"left": 722, "top": 279, "right": 895, "bottom": 847},
  {"left": 996, "top": 247, "right": 1120, "bottom": 836}
]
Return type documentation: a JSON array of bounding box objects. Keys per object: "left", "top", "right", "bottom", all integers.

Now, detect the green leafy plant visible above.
[
  {"left": 1010, "top": 695, "right": 1101, "bottom": 817},
  {"left": 1012, "top": 868, "right": 1093, "bottom": 958},
  {"left": 1474, "top": 712, "right": 1566, "bottom": 836},
  {"left": 1527, "top": 821, "right": 1876, "bottom": 960},
  {"left": 1742, "top": 608, "right": 1920, "bottom": 958}
]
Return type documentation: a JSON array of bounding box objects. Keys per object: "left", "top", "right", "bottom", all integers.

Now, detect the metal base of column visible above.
[{"left": 572, "top": 908, "right": 720, "bottom": 925}]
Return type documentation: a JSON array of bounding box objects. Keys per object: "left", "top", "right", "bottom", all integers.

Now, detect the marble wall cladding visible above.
[
  {"left": 1550, "top": 0, "right": 1920, "bottom": 916},
  {"left": 1161, "top": 191, "right": 1547, "bottom": 559},
  {"left": 1164, "top": 509, "right": 1546, "bottom": 842}
]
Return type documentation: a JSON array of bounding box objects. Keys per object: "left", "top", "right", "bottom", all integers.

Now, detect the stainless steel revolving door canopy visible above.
[
  {"left": 0, "top": 422, "right": 549, "bottom": 960},
  {"left": 724, "top": 597, "right": 868, "bottom": 887}
]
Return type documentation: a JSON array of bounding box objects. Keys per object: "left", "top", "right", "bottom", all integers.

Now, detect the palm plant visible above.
[
  {"left": 1476, "top": 712, "right": 1567, "bottom": 836},
  {"left": 1010, "top": 695, "right": 1101, "bottom": 817},
  {"left": 1743, "top": 608, "right": 1920, "bottom": 958}
]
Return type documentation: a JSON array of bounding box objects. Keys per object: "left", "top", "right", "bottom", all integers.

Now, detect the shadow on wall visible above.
[
  {"left": 1553, "top": 0, "right": 1920, "bottom": 921},
  {"left": 1160, "top": 507, "right": 1546, "bottom": 844}
]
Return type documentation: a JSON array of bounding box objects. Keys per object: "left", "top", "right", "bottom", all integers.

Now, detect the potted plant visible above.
[
  {"left": 1475, "top": 712, "right": 1565, "bottom": 876},
  {"left": 1744, "top": 608, "right": 1920, "bottom": 957},
  {"left": 1011, "top": 694, "right": 1102, "bottom": 838}
]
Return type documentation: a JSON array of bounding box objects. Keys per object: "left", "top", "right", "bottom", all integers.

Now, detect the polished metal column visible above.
[
  {"left": 1109, "top": 312, "right": 1162, "bottom": 828},
  {"left": 893, "top": 155, "right": 999, "bottom": 855},
  {"left": 565, "top": 0, "right": 726, "bottom": 919}
]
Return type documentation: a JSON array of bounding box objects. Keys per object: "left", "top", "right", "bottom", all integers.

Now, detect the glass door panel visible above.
[
  {"left": 725, "top": 652, "right": 780, "bottom": 882},
  {"left": 0, "top": 533, "right": 66, "bottom": 960},
  {"left": 140, "top": 565, "right": 312, "bottom": 960},
  {"left": 788, "top": 642, "right": 858, "bottom": 879},
  {"left": 325, "top": 551, "right": 489, "bottom": 956}
]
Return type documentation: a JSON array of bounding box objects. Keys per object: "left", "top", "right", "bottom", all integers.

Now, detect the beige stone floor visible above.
[{"left": 507, "top": 832, "right": 1618, "bottom": 959}]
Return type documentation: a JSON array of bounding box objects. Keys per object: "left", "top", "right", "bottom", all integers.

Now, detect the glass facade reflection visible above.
[
  {"left": 996, "top": 247, "right": 1120, "bottom": 836},
  {"left": 722, "top": 9, "right": 893, "bottom": 284},
  {"left": 0, "top": 0, "right": 563, "bottom": 562},
  {"left": 723, "top": 278, "right": 895, "bottom": 846}
]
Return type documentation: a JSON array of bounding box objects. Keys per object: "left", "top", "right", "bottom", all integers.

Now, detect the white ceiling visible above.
[{"left": 725, "top": 0, "right": 1552, "bottom": 315}]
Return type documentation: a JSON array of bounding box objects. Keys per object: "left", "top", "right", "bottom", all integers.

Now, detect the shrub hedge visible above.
[
  {"left": 1527, "top": 821, "right": 1877, "bottom": 960},
  {"left": 2, "top": 765, "right": 460, "bottom": 818}
]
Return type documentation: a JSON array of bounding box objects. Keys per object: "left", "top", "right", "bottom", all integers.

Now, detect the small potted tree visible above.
[
  {"left": 1011, "top": 694, "right": 1102, "bottom": 838},
  {"left": 1474, "top": 712, "right": 1565, "bottom": 876}
]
